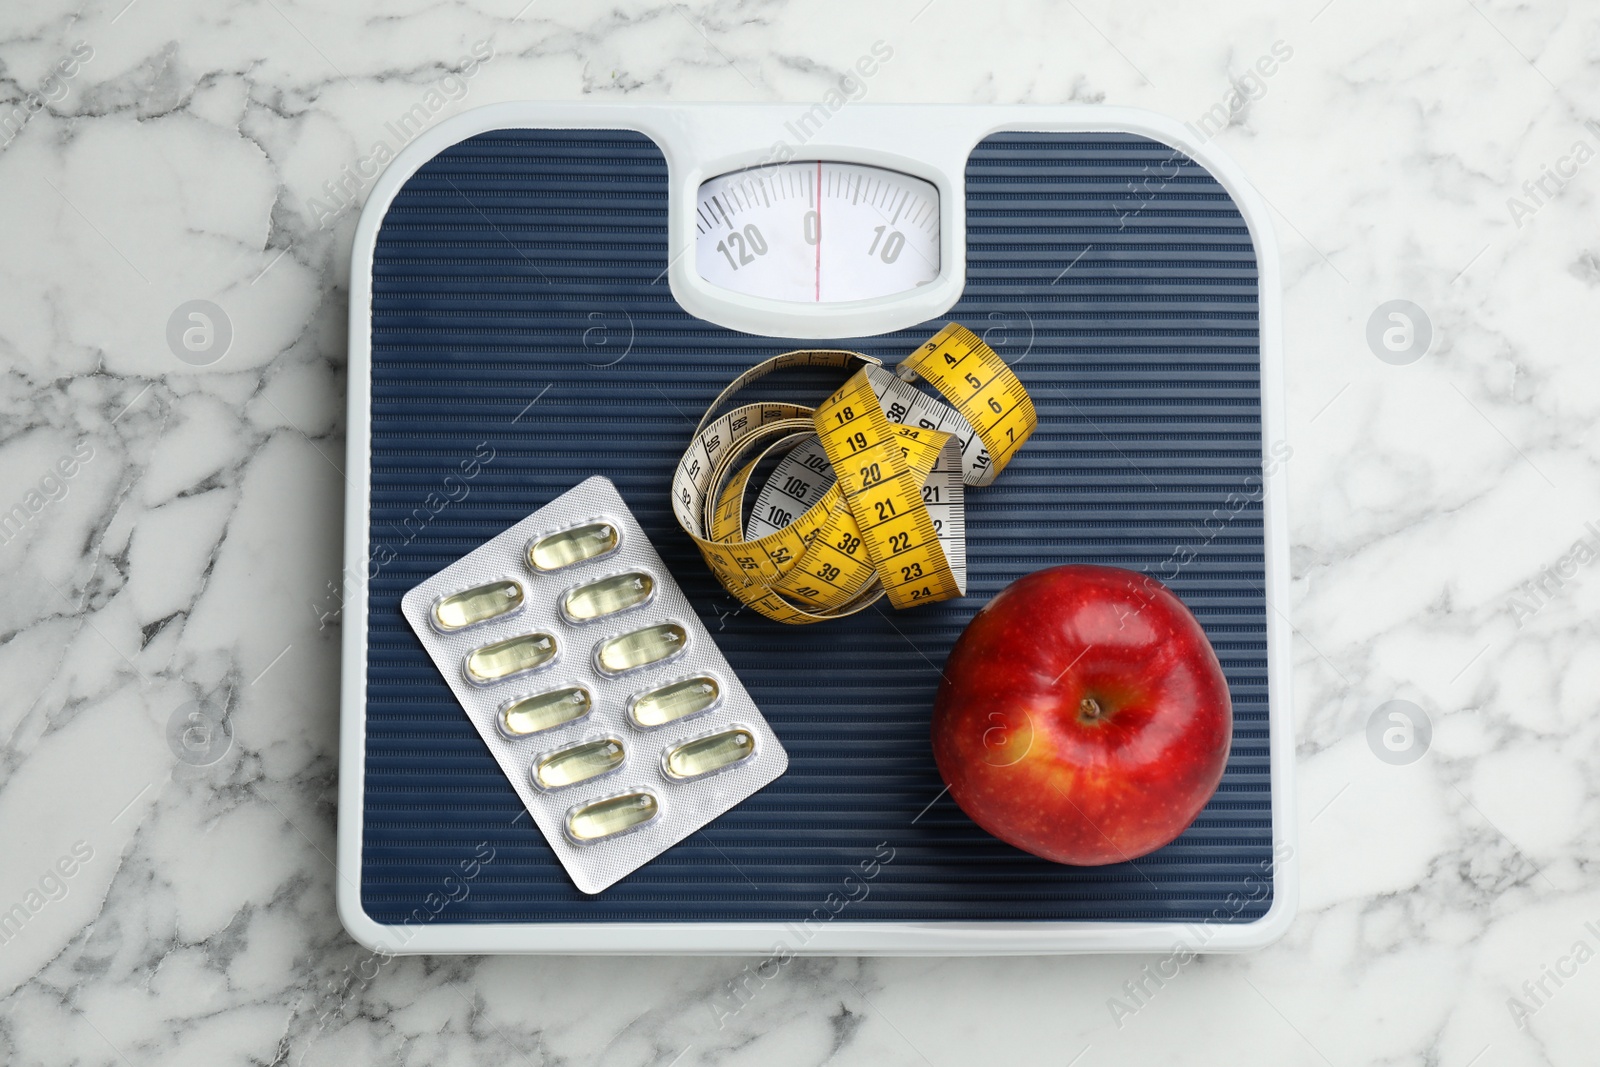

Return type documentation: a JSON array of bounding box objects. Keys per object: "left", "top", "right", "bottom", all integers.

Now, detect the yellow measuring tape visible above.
[{"left": 671, "top": 323, "right": 1036, "bottom": 625}]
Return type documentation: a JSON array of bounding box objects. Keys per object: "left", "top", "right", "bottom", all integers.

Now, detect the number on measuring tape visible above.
[{"left": 671, "top": 324, "right": 1035, "bottom": 625}]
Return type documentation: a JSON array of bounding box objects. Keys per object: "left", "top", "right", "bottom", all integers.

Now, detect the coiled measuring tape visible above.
[{"left": 672, "top": 323, "right": 1036, "bottom": 625}]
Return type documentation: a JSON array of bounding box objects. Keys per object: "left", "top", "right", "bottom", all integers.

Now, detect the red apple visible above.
[{"left": 931, "top": 565, "right": 1232, "bottom": 865}]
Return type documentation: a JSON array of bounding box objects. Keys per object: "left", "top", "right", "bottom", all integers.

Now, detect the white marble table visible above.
[{"left": 2, "top": 1, "right": 1597, "bottom": 1064}]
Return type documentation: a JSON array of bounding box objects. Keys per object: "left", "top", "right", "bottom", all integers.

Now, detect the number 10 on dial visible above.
[{"left": 695, "top": 161, "right": 940, "bottom": 304}]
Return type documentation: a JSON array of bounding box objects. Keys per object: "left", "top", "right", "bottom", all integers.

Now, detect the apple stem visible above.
[{"left": 1079, "top": 697, "right": 1103, "bottom": 722}]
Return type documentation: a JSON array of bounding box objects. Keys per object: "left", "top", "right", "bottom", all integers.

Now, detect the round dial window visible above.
[{"left": 694, "top": 162, "right": 940, "bottom": 304}]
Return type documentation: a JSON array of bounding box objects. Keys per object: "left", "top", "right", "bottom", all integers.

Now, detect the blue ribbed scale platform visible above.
[{"left": 362, "top": 130, "right": 1269, "bottom": 924}]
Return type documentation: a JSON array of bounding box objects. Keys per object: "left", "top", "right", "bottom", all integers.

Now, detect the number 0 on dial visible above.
[{"left": 695, "top": 162, "right": 940, "bottom": 304}]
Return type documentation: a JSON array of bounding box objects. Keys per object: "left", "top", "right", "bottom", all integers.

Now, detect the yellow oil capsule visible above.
[
  {"left": 663, "top": 728, "right": 756, "bottom": 780},
  {"left": 527, "top": 522, "right": 619, "bottom": 572},
  {"left": 432, "top": 580, "right": 524, "bottom": 632},
  {"left": 595, "top": 623, "right": 688, "bottom": 675},
  {"left": 562, "top": 572, "right": 654, "bottom": 623},
  {"left": 629, "top": 676, "right": 721, "bottom": 728},
  {"left": 464, "top": 632, "right": 557, "bottom": 684},
  {"left": 566, "top": 791, "right": 659, "bottom": 842},
  {"left": 500, "top": 687, "right": 592, "bottom": 737},
  {"left": 534, "top": 738, "right": 626, "bottom": 790}
]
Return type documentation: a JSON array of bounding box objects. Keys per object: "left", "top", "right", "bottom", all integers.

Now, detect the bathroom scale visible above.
[{"left": 335, "top": 103, "right": 1295, "bottom": 954}]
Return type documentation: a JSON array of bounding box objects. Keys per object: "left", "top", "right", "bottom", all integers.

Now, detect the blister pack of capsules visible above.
[{"left": 400, "top": 476, "right": 788, "bottom": 894}]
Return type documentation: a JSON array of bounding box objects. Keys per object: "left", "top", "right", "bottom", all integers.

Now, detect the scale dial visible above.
[{"left": 694, "top": 162, "right": 940, "bottom": 304}]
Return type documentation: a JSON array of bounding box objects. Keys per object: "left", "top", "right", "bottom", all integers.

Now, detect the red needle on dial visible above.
[{"left": 814, "top": 160, "right": 822, "bottom": 302}]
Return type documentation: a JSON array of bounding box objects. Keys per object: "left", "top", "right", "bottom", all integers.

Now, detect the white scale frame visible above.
[{"left": 340, "top": 102, "right": 1295, "bottom": 955}]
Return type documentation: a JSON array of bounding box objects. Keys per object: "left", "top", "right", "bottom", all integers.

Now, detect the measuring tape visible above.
[{"left": 672, "top": 323, "right": 1036, "bottom": 625}]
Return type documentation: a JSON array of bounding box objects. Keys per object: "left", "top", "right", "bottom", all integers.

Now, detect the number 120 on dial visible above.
[{"left": 694, "top": 161, "right": 940, "bottom": 304}]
